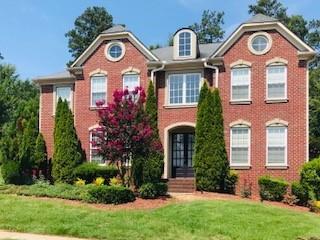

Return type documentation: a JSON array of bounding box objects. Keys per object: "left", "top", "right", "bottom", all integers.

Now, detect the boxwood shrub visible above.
[
  {"left": 73, "top": 163, "right": 118, "bottom": 184},
  {"left": 300, "top": 158, "right": 320, "bottom": 200},
  {"left": 87, "top": 185, "right": 135, "bottom": 204},
  {"left": 291, "top": 181, "right": 309, "bottom": 206},
  {"left": 139, "top": 182, "right": 168, "bottom": 199},
  {"left": 258, "top": 176, "right": 288, "bottom": 202}
]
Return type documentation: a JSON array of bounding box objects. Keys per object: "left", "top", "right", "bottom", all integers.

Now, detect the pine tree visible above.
[
  {"left": 52, "top": 99, "right": 83, "bottom": 183},
  {"left": 145, "top": 81, "right": 158, "bottom": 138},
  {"left": 34, "top": 133, "right": 48, "bottom": 177}
]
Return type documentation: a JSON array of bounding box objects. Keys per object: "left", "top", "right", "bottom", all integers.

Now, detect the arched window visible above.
[
  {"left": 123, "top": 72, "right": 140, "bottom": 91},
  {"left": 230, "top": 121, "right": 251, "bottom": 167},
  {"left": 230, "top": 62, "right": 251, "bottom": 102},
  {"left": 266, "top": 61, "right": 287, "bottom": 101},
  {"left": 266, "top": 121, "right": 288, "bottom": 167},
  {"left": 90, "top": 74, "right": 106, "bottom": 107},
  {"left": 179, "top": 31, "right": 191, "bottom": 57}
]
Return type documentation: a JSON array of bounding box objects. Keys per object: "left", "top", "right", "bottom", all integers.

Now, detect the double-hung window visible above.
[
  {"left": 267, "top": 125, "right": 287, "bottom": 166},
  {"left": 267, "top": 65, "right": 287, "bottom": 100},
  {"left": 231, "top": 67, "right": 250, "bottom": 101},
  {"left": 168, "top": 73, "right": 200, "bottom": 105},
  {"left": 123, "top": 73, "right": 140, "bottom": 91},
  {"left": 230, "top": 126, "right": 250, "bottom": 166},
  {"left": 91, "top": 75, "right": 106, "bottom": 107},
  {"left": 55, "top": 85, "right": 72, "bottom": 113},
  {"left": 179, "top": 32, "right": 191, "bottom": 57},
  {"left": 90, "top": 131, "right": 104, "bottom": 164}
]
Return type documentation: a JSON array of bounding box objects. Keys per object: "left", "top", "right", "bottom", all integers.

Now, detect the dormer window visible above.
[
  {"left": 173, "top": 28, "right": 197, "bottom": 60},
  {"left": 179, "top": 32, "right": 191, "bottom": 57}
]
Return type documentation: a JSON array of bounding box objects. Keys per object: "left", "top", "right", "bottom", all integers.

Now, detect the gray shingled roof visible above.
[
  {"left": 151, "top": 42, "right": 222, "bottom": 62},
  {"left": 245, "top": 14, "right": 278, "bottom": 24},
  {"left": 33, "top": 70, "right": 74, "bottom": 81},
  {"left": 102, "top": 25, "right": 126, "bottom": 34}
]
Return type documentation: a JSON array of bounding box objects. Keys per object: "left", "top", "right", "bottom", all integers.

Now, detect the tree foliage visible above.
[
  {"left": 194, "top": 84, "right": 229, "bottom": 192},
  {"left": 52, "top": 99, "right": 83, "bottom": 183},
  {"left": 34, "top": 133, "right": 48, "bottom": 177},
  {"left": 189, "top": 10, "right": 225, "bottom": 44},
  {"left": 65, "top": 6, "right": 113, "bottom": 64}
]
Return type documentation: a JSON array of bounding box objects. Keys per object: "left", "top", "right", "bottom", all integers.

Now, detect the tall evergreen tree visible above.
[
  {"left": 34, "top": 133, "right": 48, "bottom": 177},
  {"left": 145, "top": 81, "right": 159, "bottom": 138},
  {"left": 52, "top": 99, "right": 83, "bottom": 183}
]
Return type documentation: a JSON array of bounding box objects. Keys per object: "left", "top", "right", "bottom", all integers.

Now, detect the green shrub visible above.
[
  {"left": 258, "top": 176, "right": 289, "bottom": 202},
  {"left": 300, "top": 158, "right": 320, "bottom": 200},
  {"left": 1, "top": 161, "right": 21, "bottom": 185},
  {"left": 139, "top": 182, "right": 168, "bottom": 199},
  {"left": 73, "top": 163, "right": 118, "bottom": 184},
  {"left": 224, "top": 170, "right": 238, "bottom": 194},
  {"left": 291, "top": 181, "right": 309, "bottom": 206},
  {"left": 139, "top": 183, "right": 157, "bottom": 199},
  {"left": 87, "top": 185, "right": 135, "bottom": 204},
  {"left": 143, "top": 153, "right": 164, "bottom": 184}
]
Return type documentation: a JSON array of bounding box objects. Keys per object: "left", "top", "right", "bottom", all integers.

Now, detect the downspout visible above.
[
  {"left": 151, "top": 61, "right": 166, "bottom": 83},
  {"left": 203, "top": 59, "right": 219, "bottom": 88}
]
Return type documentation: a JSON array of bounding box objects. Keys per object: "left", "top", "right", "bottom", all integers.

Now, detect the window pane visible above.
[
  {"left": 232, "top": 148, "right": 249, "bottom": 164},
  {"left": 267, "top": 66, "right": 286, "bottom": 99},
  {"left": 252, "top": 36, "right": 268, "bottom": 51},
  {"left": 123, "top": 74, "right": 139, "bottom": 91},
  {"left": 56, "top": 86, "right": 71, "bottom": 108},
  {"left": 231, "top": 68, "right": 249, "bottom": 100},
  {"left": 179, "top": 32, "right": 191, "bottom": 57},
  {"left": 109, "top": 45, "right": 122, "bottom": 58},
  {"left": 186, "top": 74, "right": 200, "bottom": 103},
  {"left": 231, "top": 127, "right": 249, "bottom": 165},
  {"left": 268, "top": 83, "right": 285, "bottom": 99},
  {"left": 267, "top": 126, "right": 286, "bottom": 165},
  {"left": 91, "top": 76, "right": 106, "bottom": 106},
  {"left": 90, "top": 132, "right": 104, "bottom": 164},
  {"left": 169, "top": 75, "right": 183, "bottom": 104}
]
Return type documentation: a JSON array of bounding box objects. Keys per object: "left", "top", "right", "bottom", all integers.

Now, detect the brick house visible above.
[{"left": 34, "top": 14, "right": 316, "bottom": 193}]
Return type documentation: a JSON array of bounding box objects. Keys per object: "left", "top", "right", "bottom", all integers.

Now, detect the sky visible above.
[{"left": 0, "top": 0, "right": 319, "bottom": 80}]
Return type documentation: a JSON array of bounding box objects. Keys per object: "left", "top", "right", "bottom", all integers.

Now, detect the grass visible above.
[{"left": 0, "top": 195, "right": 319, "bottom": 240}]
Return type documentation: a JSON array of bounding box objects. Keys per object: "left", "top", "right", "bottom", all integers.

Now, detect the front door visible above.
[{"left": 171, "top": 133, "right": 194, "bottom": 178}]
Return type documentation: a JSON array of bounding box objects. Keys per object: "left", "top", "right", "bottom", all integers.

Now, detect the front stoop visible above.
[{"left": 167, "top": 178, "right": 195, "bottom": 193}]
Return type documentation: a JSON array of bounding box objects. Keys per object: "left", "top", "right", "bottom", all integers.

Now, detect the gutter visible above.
[
  {"left": 150, "top": 61, "right": 166, "bottom": 83},
  {"left": 203, "top": 58, "right": 219, "bottom": 88}
]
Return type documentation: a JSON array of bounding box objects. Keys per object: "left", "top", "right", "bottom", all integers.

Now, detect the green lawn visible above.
[{"left": 0, "top": 195, "right": 319, "bottom": 240}]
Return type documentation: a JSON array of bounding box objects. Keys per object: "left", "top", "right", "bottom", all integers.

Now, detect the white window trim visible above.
[
  {"left": 230, "top": 67, "right": 251, "bottom": 102},
  {"left": 230, "top": 125, "right": 251, "bottom": 167},
  {"left": 248, "top": 31, "right": 272, "bottom": 55},
  {"left": 89, "top": 131, "right": 105, "bottom": 165},
  {"left": 173, "top": 29, "right": 197, "bottom": 60},
  {"left": 122, "top": 72, "right": 140, "bottom": 90},
  {"left": 178, "top": 31, "right": 192, "bottom": 58},
  {"left": 53, "top": 84, "right": 73, "bottom": 115},
  {"left": 167, "top": 72, "right": 202, "bottom": 106},
  {"left": 266, "top": 125, "right": 288, "bottom": 167},
  {"left": 266, "top": 65, "right": 287, "bottom": 101},
  {"left": 90, "top": 74, "right": 107, "bottom": 108},
  {"left": 104, "top": 41, "right": 126, "bottom": 62}
]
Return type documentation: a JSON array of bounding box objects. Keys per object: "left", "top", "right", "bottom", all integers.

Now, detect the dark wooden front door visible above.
[{"left": 171, "top": 133, "right": 194, "bottom": 178}]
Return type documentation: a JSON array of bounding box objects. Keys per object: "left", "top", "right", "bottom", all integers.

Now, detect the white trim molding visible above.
[
  {"left": 266, "top": 118, "right": 288, "bottom": 127},
  {"left": 248, "top": 31, "right": 273, "bottom": 55},
  {"left": 230, "top": 59, "right": 252, "bottom": 68},
  {"left": 163, "top": 122, "right": 195, "bottom": 178},
  {"left": 229, "top": 119, "right": 251, "bottom": 127},
  {"left": 88, "top": 123, "right": 101, "bottom": 131},
  {"left": 89, "top": 68, "right": 108, "bottom": 77},
  {"left": 173, "top": 28, "right": 197, "bottom": 60},
  {"left": 121, "top": 66, "right": 141, "bottom": 75},
  {"left": 105, "top": 41, "right": 126, "bottom": 62},
  {"left": 266, "top": 57, "right": 288, "bottom": 66},
  {"left": 230, "top": 124, "right": 251, "bottom": 168},
  {"left": 266, "top": 65, "right": 287, "bottom": 102}
]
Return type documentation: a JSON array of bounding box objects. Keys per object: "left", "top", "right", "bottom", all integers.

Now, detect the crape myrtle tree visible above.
[
  {"left": 52, "top": 99, "right": 84, "bottom": 183},
  {"left": 94, "top": 87, "right": 162, "bottom": 186}
]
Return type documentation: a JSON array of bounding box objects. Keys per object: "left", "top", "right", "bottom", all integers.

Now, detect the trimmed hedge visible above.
[
  {"left": 139, "top": 182, "right": 168, "bottom": 199},
  {"left": 300, "top": 158, "right": 320, "bottom": 200},
  {"left": 291, "top": 181, "right": 309, "bottom": 206},
  {"left": 73, "top": 163, "right": 118, "bottom": 184},
  {"left": 87, "top": 185, "right": 135, "bottom": 204},
  {"left": 258, "top": 176, "right": 289, "bottom": 202},
  {"left": 224, "top": 170, "right": 239, "bottom": 194}
]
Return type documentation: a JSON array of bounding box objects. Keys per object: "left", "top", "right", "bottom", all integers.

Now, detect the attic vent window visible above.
[
  {"left": 248, "top": 32, "right": 272, "bottom": 55},
  {"left": 105, "top": 41, "right": 125, "bottom": 62},
  {"left": 179, "top": 31, "right": 191, "bottom": 57}
]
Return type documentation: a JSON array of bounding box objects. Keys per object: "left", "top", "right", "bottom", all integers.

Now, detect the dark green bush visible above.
[
  {"left": 155, "top": 182, "right": 168, "bottom": 196},
  {"left": 258, "top": 176, "right": 289, "bottom": 202},
  {"left": 291, "top": 181, "right": 309, "bottom": 206},
  {"left": 73, "top": 163, "right": 118, "bottom": 183},
  {"left": 1, "top": 161, "right": 21, "bottom": 185},
  {"left": 300, "top": 158, "right": 320, "bottom": 200},
  {"left": 139, "top": 183, "right": 157, "bottom": 199},
  {"left": 87, "top": 185, "right": 135, "bottom": 204},
  {"left": 224, "top": 170, "right": 239, "bottom": 194}
]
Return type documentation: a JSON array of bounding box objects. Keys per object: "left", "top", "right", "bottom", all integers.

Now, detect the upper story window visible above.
[
  {"left": 91, "top": 75, "right": 106, "bottom": 107},
  {"left": 54, "top": 85, "right": 72, "bottom": 114},
  {"left": 105, "top": 41, "right": 125, "bottom": 62},
  {"left": 266, "top": 124, "right": 287, "bottom": 167},
  {"left": 179, "top": 32, "right": 191, "bottom": 57},
  {"left": 168, "top": 73, "right": 200, "bottom": 105},
  {"left": 248, "top": 32, "right": 272, "bottom": 55},
  {"left": 266, "top": 65, "right": 287, "bottom": 100},
  {"left": 230, "top": 124, "right": 250, "bottom": 166},
  {"left": 231, "top": 67, "right": 251, "bottom": 101},
  {"left": 123, "top": 73, "right": 140, "bottom": 91}
]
